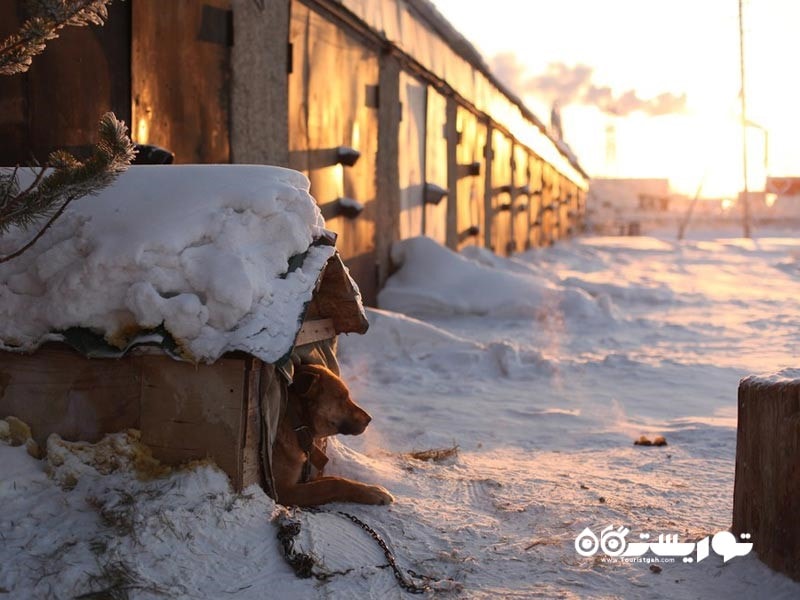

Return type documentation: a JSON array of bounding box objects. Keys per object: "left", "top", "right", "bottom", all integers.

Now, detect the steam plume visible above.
[{"left": 491, "top": 54, "right": 686, "bottom": 117}]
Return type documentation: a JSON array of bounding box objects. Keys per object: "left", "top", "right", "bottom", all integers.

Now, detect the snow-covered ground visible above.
[{"left": 3, "top": 226, "right": 800, "bottom": 599}]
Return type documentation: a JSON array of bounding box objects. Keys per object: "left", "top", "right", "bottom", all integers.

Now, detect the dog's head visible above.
[{"left": 290, "top": 364, "right": 372, "bottom": 437}]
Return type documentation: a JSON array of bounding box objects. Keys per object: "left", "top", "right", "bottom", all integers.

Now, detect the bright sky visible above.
[{"left": 430, "top": 0, "right": 800, "bottom": 198}]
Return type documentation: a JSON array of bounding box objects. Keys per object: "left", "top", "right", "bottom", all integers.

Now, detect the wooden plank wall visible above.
[
  {"left": 0, "top": 345, "right": 257, "bottom": 489},
  {"left": 576, "top": 189, "right": 587, "bottom": 232},
  {"left": 529, "top": 157, "right": 544, "bottom": 248},
  {"left": 454, "top": 106, "right": 487, "bottom": 250},
  {"left": 0, "top": 0, "right": 589, "bottom": 302},
  {"left": 541, "top": 163, "right": 556, "bottom": 245},
  {"left": 551, "top": 170, "right": 563, "bottom": 243},
  {"left": 424, "top": 87, "right": 448, "bottom": 245},
  {"left": 138, "top": 354, "right": 245, "bottom": 484},
  {"left": 0, "top": 345, "right": 140, "bottom": 446},
  {"left": 489, "top": 129, "right": 513, "bottom": 255},
  {"left": 132, "top": 0, "right": 232, "bottom": 163},
  {"left": 288, "top": 3, "right": 380, "bottom": 305},
  {"left": 0, "top": 0, "right": 233, "bottom": 166},
  {"left": 0, "top": 1, "right": 131, "bottom": 166},
  {"left": 564, "top": 180, "right": 578, "bottom": 237},
  {"left": 511, "top": 144, "right": 529, "bottom": 253},
  {"left": 337, "top": 0, "right": 586, "bottom": 187},
  {"left": 397, "top": 70, "right": 427, "bottom": 241}
]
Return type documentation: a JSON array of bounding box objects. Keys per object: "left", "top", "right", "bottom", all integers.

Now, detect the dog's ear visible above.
[{"left": 291, "top": 368, "right": 320, "bottom": 398}]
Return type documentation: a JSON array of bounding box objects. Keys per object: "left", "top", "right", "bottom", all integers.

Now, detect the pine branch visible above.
[
  {"left": 0, "top": 0, "right": 113, "bottom": 76},
  {"left": 0, "top": 112, "right": 135, "bottom": 263},
  {"left": 0, "top": 167, "right": 22, "bottom": 213}
]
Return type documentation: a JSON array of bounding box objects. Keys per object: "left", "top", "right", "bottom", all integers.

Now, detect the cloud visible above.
[{"left": 490, "top": 54, "right": 687, "bottom": 117}]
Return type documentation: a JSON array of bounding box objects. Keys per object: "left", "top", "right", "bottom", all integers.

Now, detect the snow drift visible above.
[
  {"left": 379, "top": 236, "right": 615, "bottom": 321},
  {"left": 0, "top": 165, "right": 333, "bottom": 363},
  {"left": 0, "top": 429, "right": 304, "bottom": 598}
]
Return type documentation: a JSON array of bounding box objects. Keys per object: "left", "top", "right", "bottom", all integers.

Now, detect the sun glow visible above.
[{"left": 431, "top": 0, "right": 800, "bottom": 199}]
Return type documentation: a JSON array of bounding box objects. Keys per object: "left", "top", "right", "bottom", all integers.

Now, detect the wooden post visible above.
[
  {"left": 733, "top": 375, "right": 800, "bottom": 581},
  {"left": 445, "top": 96, "right": 459, "bottom": 250},
  {"left": 375, "top": 51, "right": 401, "bottom": 289},
  {"left": 231, "top": 0, "right": 290, "bottom": 166},
  {"left": 483, "top": 123, "right": 494, "bottom": 250},
  {"left": 509, "top": 144, "right": 517, "bottom": 254}
]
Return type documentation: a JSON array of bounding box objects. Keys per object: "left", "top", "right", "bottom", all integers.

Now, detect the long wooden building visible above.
[{"left": 0, "top": 0, "right": 589, "bottom": 305}]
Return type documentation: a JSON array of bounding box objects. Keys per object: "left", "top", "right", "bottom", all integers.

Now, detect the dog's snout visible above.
[{"left": 338, "top": 405, "right": 371, "bottom": 435}]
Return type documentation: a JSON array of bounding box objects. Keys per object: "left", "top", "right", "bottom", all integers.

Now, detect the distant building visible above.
[
  {"left": 756, "top": 177, "right": 800, "bottom": 223},
  {"left": 586, "top": 178, "right": 672, "bottom": 234},
  {"left": 585, "top": 177, "right": 774, "bottom": 235}
]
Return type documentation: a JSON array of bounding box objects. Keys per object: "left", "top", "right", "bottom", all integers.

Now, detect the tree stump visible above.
[{"left": 733, "top": 373, "right": 800, "bottom": 581}]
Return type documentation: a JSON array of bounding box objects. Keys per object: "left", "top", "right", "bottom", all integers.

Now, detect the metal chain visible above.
[
  {"left": 275, "top": 507, "right": 442, "bottom": 595},
  {"left": 275, "top": 514, "right": 316, "bottom": 579},
  {"left": 334, "top": 510, "right": 434, "bottom": 594}
]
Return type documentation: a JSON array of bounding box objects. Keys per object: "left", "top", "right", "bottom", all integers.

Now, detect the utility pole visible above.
[
  {"left": 677, "top": 174, "right": 707, "bottom": 241},
  {"left": 738, "top": 0, "right": 751, "bottom": 237},
  {"left": 605, "top": 122, "right": 617, "bottom": 175}
]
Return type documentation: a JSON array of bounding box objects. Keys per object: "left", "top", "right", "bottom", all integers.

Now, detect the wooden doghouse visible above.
[
  {"left": 0, "top": 165, "right": 368, "bottom": 492},
  {"left": 0, "top": 251, "right": 367, "bottom": 491}
]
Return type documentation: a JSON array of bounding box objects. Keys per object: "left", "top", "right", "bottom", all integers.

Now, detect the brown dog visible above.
[{"left": 271, "top": 363, "right": 394, "bottom": 507}]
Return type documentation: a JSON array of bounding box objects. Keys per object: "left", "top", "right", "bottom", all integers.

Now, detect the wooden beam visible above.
[
  {"left": 483, "top": 123, "right": 493, "bottom": 250},
  {"left": 294, "top": 318, "right": 336, "bottom": 346},
  {"left": 230, "top": 0, "right": 290, "bottom": 165},
  {"left": 445, "top": 95, "right": 459, "bottom": 250},
  {"left": 375, "top": 51, "right": 401, "bottom": 288}
]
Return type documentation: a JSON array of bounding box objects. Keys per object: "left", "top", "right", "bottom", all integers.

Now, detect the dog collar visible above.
[{"left": 293, "top": 424, "right": 329, "bottom": 482}]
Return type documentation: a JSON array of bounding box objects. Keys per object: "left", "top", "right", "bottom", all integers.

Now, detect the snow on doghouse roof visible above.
[{"left": 0, "top": 165, "right": 358, "bottom": 364}]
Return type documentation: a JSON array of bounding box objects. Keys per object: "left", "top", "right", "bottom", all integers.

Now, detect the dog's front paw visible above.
[{"left": 362, "top": 485, "right": 394, "bottom": 505}]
